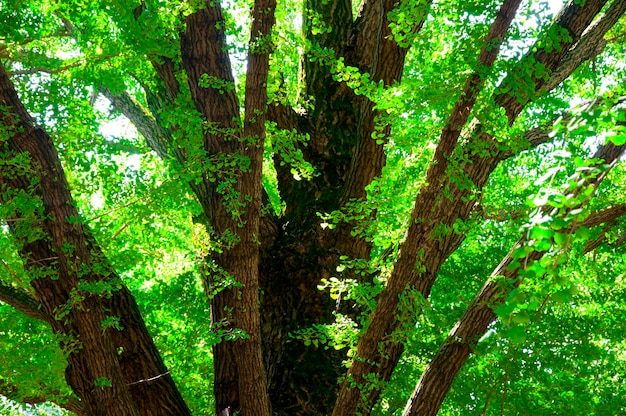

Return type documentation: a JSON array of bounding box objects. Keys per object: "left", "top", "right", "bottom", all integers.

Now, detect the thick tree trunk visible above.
[
  {"left": 259, "top": 227, "right": 349, "bottom": 415},
  {"left": 256, "top": 2, "right": 426, "bottom": 412},
  {"left": 9, "top": 0, "right": 618, "bottom": 414},
  {"left": 0, "top": 64, "right": 191, "bottom": 416},
  {"left": 180, "top": 1, "right": 276, "bottom": 414}
]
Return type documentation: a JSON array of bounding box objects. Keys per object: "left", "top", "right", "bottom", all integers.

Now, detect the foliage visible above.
[{"left": 1, "top": 0, "right": 626, "bottom": 415}]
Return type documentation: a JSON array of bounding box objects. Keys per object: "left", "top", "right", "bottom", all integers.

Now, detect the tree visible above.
[{"left": 1, "top": 0, "right": 626, "bottom": 415}]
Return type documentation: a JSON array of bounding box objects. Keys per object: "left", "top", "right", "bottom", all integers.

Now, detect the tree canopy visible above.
[{"left": 1, "top": 0, "right": 626, "bottom": 415}]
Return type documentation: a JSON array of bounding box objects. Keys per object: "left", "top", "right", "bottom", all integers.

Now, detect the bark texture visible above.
[
  {"left": 403, "top": 142, "right": 626, "bottom": 416},
  {"left": 2, "top": 0, "right": 624, "bottom": 415},
  {"left": 0, "top": 63, "right": 190, "bottom": 416},
  {"left": 179, "top": 1, "right": 276, "bottom": 414},
  {"left": 333, "top": 0, "right": 526, "bottom": 413}
]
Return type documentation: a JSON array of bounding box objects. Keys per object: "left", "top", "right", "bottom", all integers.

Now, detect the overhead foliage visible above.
[{"left": 1, "top": 0, "right": 626, "bottom": 415}]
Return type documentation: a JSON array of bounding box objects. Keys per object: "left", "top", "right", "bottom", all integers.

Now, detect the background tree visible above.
[{"left": 1, "top": 0, "right": 626, "bottom": 415}]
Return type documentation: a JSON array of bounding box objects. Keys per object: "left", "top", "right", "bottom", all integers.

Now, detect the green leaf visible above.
[
  {"left": 505, "top": 325, "right": 527, "bottom": 345},
  {"left": 529, "top": 226, "right": 554, "bottom": 240},
  {"left": 512, "top": 310, "right": 531, "bottom": 325},
  {"left": 608, "top": 134, "right": 626, "bottom": 146},
  {"left": 553, "top": 232, "right": 568, "bottom": 245},
  {"left": 574, "top": 226, "right": 590, "bottom": 241},
  {"left": 551, "top": 289, "right": 573, "bottom": 304}
]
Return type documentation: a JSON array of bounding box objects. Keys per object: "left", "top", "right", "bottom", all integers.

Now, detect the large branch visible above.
[
  {"left": 303, "top": 0, "right": 353, "bottom": 97},
  {"left": 0, "top": 278, "right": 45, "bottom": 321},
  {"left": 269, "top": 0, "right": 358, "bottom": 228},
  {"left": 181, "top": 1, "right": 240, "bottom": 155},
  {"left": 332, "top": 1, "right": 433, "bottom": 264},
  {"left": 402, "top": 141, "right": 626, "bottom": 416},
  {"left": 179, "top": 3, "right": 242, "bottom": 413},
  {"left": 357, "top": 93, "right": 626, "bottom": 411},
  {"left": 99, "top": 22, "right": 282, "bottom": 416},
  {"left": 544, "top": 0, "right": 626, "bottom": 92},
  {"left": 584, "top": 202, "right": 626, "bottom": 228},
  {"left": 582, "top": 205, "right": 626, "bottom": 252},
  {"left": 331, "top": 0, "right": 524, "bottom": 414},
  {"left": 0, "top": 63, "right": 140, "bottom": 415},
  {"left": 100, "top": 88, "right": 171, "bottom": 160},
  {"left": 436, "top": 0, "right": 613, "bottom": 270},
  {"left": 496, "top": 0, "right": 610, "bottom": 121},
  {"left": 225, "top": 1, "right": 277, "bottom": 415},
  {"left": 339, "top": 0, "right": 433, "bottom": 207},
  {"left": 179, "top": 1, "right": 278, "bottom": 414},
  {"left": 333, "top": 1, "right": 616, "bottom": 414},
  {"left": 366, "top": 88, "right": 626, "bottom": 416},
  {"left": 585, "top": 221, "right": 626, "bottom": 252},
  {"left": 0, "top": 63, "right": 191, "bottom": 416},
  {"left": 335, "top": 1, "right": 431, "bottom": 256},
  {"left": 372, "top": 95, "right": 626, "bottom": 411}
]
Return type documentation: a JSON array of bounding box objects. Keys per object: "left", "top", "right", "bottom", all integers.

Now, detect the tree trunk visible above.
[
  {"left": 179, "top": 1, "right": 276, "bottom": 414},
  {"left": 0, "top": 63, "right": 191, "bottom": 416},
  {"left": 3, "top": 0, "right": 620, "bottom": 414}
]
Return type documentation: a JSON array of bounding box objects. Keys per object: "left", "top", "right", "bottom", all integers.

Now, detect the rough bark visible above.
[
  {"left": 333, "top": 1, "right": 525, "bottom": 413},
  {"left": 0, "top": 63, "right": 139, "bottom": 416},
  {"left": 0, "top": 63, "right": 191, "bottom": 416},
  {"left": 101, "top": 2, "right": 278, "bottom": 412},
  {"left": 232, "top": 1, "right": 276, "bottom": 415},
  {"left": 403, "top": 142, "right": 626, "bottom": 416},
  {"left": 180, "top": 6, "right": 242, "bottom": 414},
  {"left": 544, "top": 0, "right": 626, "bottom": 92},
  {"left": 259, "top": 2, "right": 436, "bottom": 412},
  {"left": 497, "top": 0, "right": 610, "bottom": 121},
  {"left": 180, "top": 1, "right": 276, "bottom": 414},
  {"left": 340, "top": 0, "right": 430, "bottom": 206}
]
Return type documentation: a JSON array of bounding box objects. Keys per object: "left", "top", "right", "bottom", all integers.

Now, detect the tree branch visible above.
[
  {"left": 181, "top": 2, "right": 240, "bottom": 154},
  {"left": 334, "top": 1, "right": 617, "bottom": 413},
  {"left": 543, "top": 0, "right": 626, "bottom": 93},
  {"left": 303, "top": 0, "right": 354, "bottom": 97},
  {"left": 227, "top": 0, "right": 277, "bottom": 414},
  {"left": 401, "top": 141, "right": 626, "bottom": 416},
  {"left": 0, "top": 278, "right": 45, "bottom": 321},
  {"left": 499, "top": 94, "right": 626, "bottom": 161},
  {"left": 437, "top": 0, "right": 617, "bottom": 272},
  {"left": 368, "top": 45, "right": 626, "bottom": 416},
  {"left": 583, "top": 202, "right": 626, "bottom": 228},
  {"left": 340, "top": 0, "right": 433, "bottom": 206},
  {"left": 0, "top": 60, "right": 143, "bottom": 415},
  {"left": 100, "top": 88, "right": 171, "bottom": 160},
  {"left": 7, "top": 62, "right": 82, "bottom": 76},
  {"left": 496, "top": 0, "right": 610, "bottom": 121},
  {"left": 332, "top": 0, "right": 524, "bottom": 413},
  {"left": 6, "top": 52, "right": 124, "bottom": 77},
  {"left": 0, "top": 60, "right": 191, "bottom": 415},
  {"left": 584, "top": 220, "right": 626, "bottom": 253}
]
